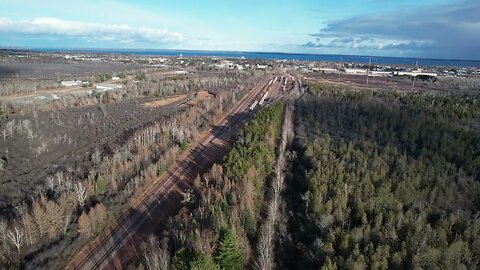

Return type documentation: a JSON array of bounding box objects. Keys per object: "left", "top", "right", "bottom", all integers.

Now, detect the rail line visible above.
[{"left": 69, "top": 75, "right": 274, "bottom": 269}]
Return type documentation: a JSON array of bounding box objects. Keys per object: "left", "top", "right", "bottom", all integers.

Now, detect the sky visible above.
[{"left": 0, "top": 0, "right": 479, "bottom": 60}]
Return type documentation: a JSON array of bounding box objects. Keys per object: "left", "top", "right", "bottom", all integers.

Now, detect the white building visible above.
[
  {"left": 61, "top": 80, "right": 81, "bottom": 87},
  {"left": 173, "top": 70, "right": 188, "bottom": 75},
  {"left": 318, "top": 68, "right": 337, "bottom": 73},
  {"left": 95, "top": 84, "right": 123, "bottom": 92},
  {"left": 394, "top": 71, "right": 437, "bottom": 77},
  {"left": 345, "top": 68, "right": 368, "bottom": 75},
  {"left": 371, "top": 71, "right": 393, "bottom": 76}
]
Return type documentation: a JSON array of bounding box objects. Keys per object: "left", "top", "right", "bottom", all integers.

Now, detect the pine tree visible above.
[
  {"left": 172, "top": 248, "right": 191, "bottom": 270},
  {"left": 96, "top": 175, "right": 106, "bottom": 195},
  {"left": 215, "top": 230, "right": 243, "bottom": 270},
  {"left": 191, "top": 254, "right": 220, "bottom": 270},
  {"left": 321, "top": 257, "right": 338, "bottom": 270}
]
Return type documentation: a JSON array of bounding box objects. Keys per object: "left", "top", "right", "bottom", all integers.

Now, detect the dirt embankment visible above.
[
  {"left": 142, "top": 90, "right": 214, "bottom": 108},
  {"left": 143, "top": 94, "right": 189, "bottom": 107}
]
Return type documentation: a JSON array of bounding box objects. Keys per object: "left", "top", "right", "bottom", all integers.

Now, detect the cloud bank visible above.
[
  {"left": 0, "top": 17, "right": 183, "bottom": 45},
  {"left": 303, "top": 0, "right": 480, "bottom": 60}
]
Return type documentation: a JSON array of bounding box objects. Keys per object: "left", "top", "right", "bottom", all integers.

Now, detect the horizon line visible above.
[{"left": 2, "top": 46, "right": 480, "bottom": 63}]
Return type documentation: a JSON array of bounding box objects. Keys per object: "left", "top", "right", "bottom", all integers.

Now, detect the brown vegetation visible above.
[{"left": 0, "top": 65, "right": 266, "bottom": 268}]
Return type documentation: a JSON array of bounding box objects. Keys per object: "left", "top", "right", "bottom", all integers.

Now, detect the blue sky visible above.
[{"left": 0, "top": 0, "right": 478, "bottom": 60}]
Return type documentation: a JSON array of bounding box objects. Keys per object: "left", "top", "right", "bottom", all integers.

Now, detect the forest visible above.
[
  {"left": 277, "top": 84, "right": 480, "bottom": 269},
  {"left": 140, "top": 103, "right": 285, "bottom": 269}
]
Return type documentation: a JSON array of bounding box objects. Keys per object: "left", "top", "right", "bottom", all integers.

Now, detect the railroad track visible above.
[{"left": 68, "top": 75, "right": 274, "bottom": 270}]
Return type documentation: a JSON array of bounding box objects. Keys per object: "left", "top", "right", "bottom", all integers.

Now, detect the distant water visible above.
[{"left": 35, "top": 48, "right": 480, "bottom": 68}]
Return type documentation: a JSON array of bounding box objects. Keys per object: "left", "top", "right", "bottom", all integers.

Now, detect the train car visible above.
[
  {"left": 249, "top": 100, "right": 259, "bottom": 111},
  {"left": 259, "top": 91, "right": 269, "bottom": 106}
]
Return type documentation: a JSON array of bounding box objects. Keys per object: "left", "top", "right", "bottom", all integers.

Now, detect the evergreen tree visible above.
[
  {"left": 215, "top": 230, "right": 243, "bottom": 270},
  {"left": 191, "top": 254, "right": 220, "bottom": 270},
  {"left": 96, "top": 175, "right": 106, "bottom": 195},
  {"left": 172, "top": 248, "right": 191, "bottom": 270}
]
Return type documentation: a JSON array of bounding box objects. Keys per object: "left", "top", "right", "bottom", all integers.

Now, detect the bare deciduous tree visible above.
[
  {"left": 91, "top": 148, "right": 102, "bottom": 167},
  {"left": 0, "top": 159, "right": 5, "bottom": 172},
  {"left": 143, "top": 235, "right": 170, "bottom": 270},
  {"left": 256, "top": 104, "right": 293, "bottom": 270},
  {"left": 74, "top": 182, "right": 88, "bottom": 206},
  {"left": 21, "top": 119, "right": 31, "bottom": 133},
  {"left": 32, "top": 199, "right": 47, "bottom": 238},
  {"left": 46, "top": 175, "right": 55, "bottom": 191},
  {"left": 44, "top": 200, "right": 64, "bottom": 238},
  {"left": 5, "top": 121, "right": 14, "bottom": 137},
  {"left": 93, "top": 203, "right": 107, "bottom": 225},
  {"left": 32, "top": 110, "right": 39, "bottom": 128},
  {"left": 26, "top": 128, "right": 34, "bottom": 140},
  {"left": 0, "top": 220, "right": 10, "bottom": 258},
  {"left": 15, "top": 204, "right": 34, "bottom": 247},
  {"left": 1, "top": 129, "right": 6, "bottom": 141},
  {"left": 256, "top": 226, "right": 274, "bottom": 270},
  {"left": 7, "top": 227, "right": 24, "bottom": 252}
]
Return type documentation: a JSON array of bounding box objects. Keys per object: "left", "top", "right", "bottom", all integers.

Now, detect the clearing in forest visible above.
[
  {"left": 185, "top": 90, "right": 212, "bottom": 105},
  {"left": 143, "top": 94, "right": 189, "bottom": 107}
]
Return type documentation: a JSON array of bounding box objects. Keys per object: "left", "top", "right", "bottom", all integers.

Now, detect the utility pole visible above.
[
  {"left": 411, "top": 59, "right": 418, "bottom": 91},
  {"left": 366, "top": 56, "right": 371, "bottom": 85}
]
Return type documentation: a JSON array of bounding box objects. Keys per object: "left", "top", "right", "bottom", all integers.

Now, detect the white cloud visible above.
[
  {"left": 303, "top": 0, "right": 480, "bottom": 59},
  {"left": 0, "top": 17, "right": 183, "bottom": 45}
]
